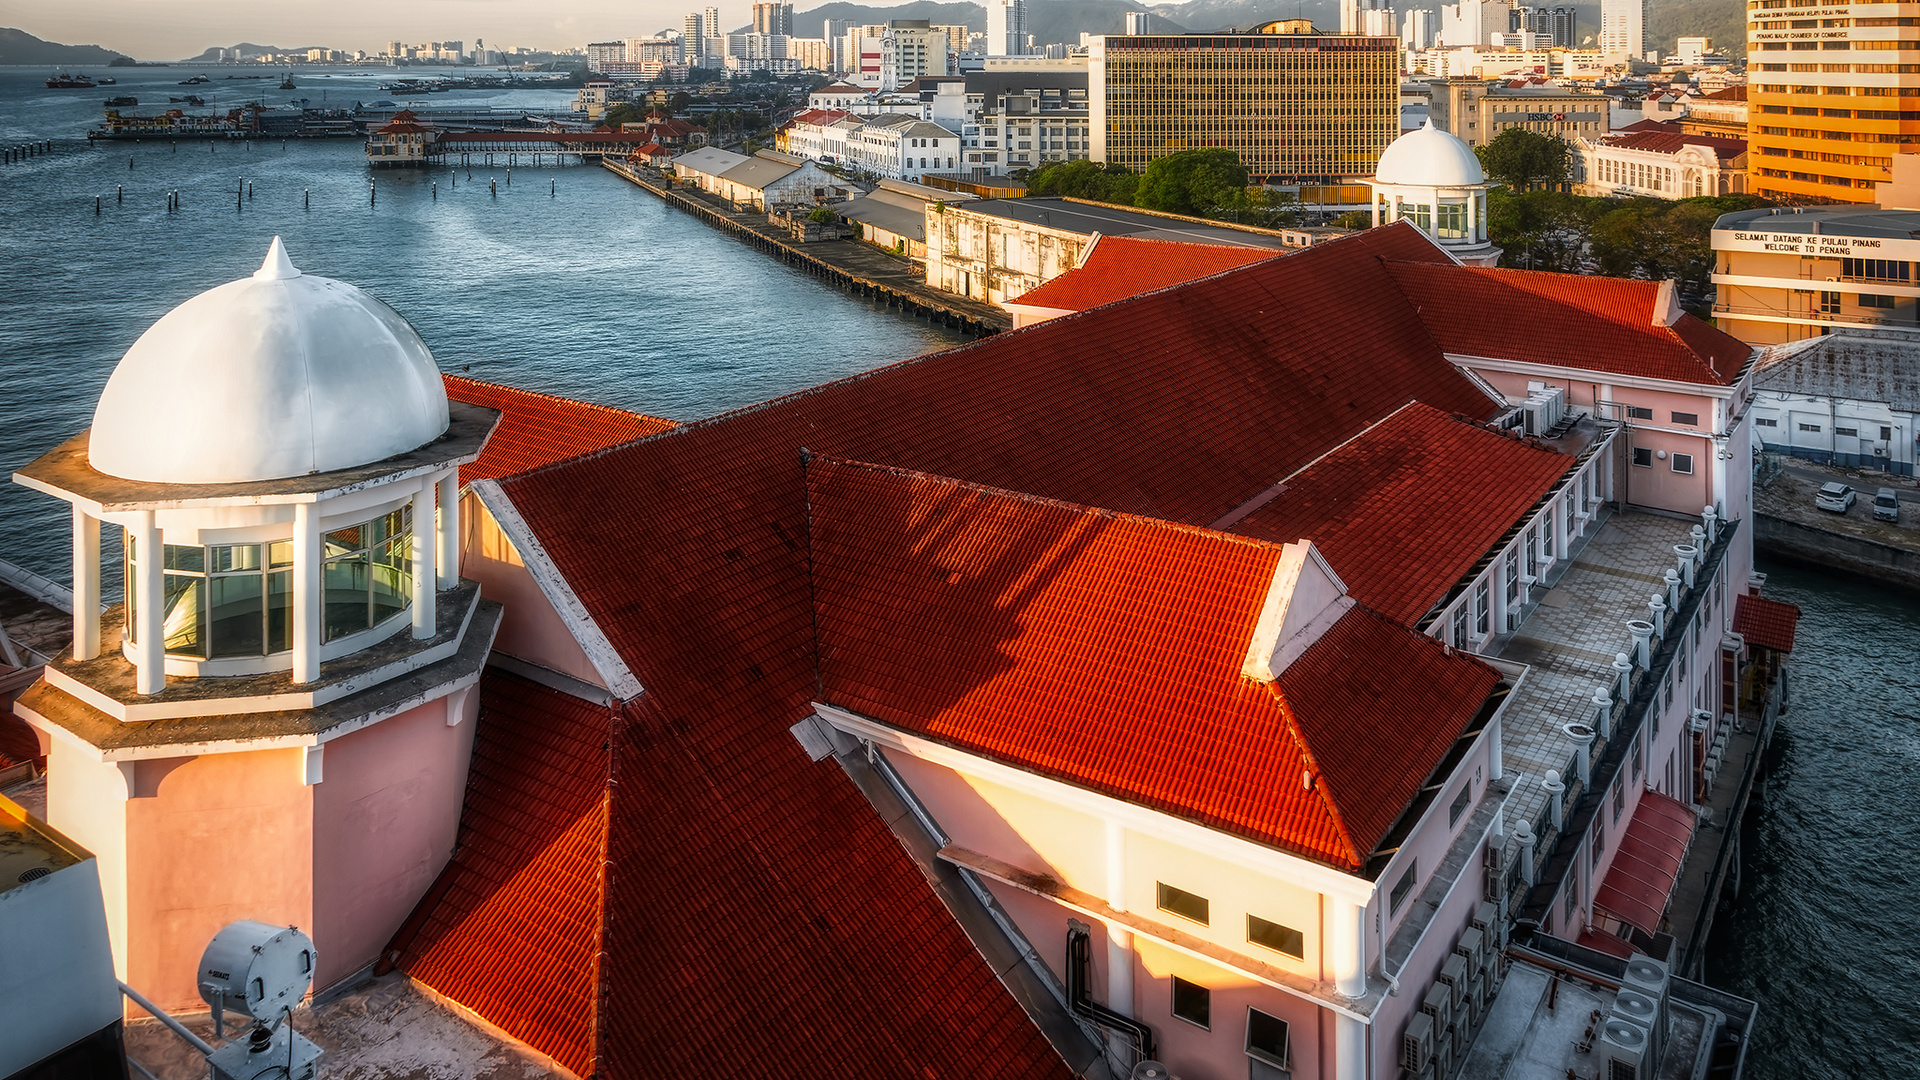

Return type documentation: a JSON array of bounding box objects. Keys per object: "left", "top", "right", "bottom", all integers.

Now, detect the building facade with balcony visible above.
[{"left": 1712, "top": 204, "right": 1920, "bottom": 345}]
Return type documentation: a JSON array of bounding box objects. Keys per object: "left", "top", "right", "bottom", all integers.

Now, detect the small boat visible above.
[
  {"left": 47, "top": 73, "right": 96, "bottom": 88},
  {"left": 179, "top": 74, "right": 210, "bottom": 85},
  {"left": 169, "top": 94, "right": 206, "bottom": 106},
  {"left": 104, "top": 96, "right": 138, "bottom": 107},
  {"left": 279, "top": 73, "right": 297, "bottom": 90},
  {"left": 97, "top": 76, "right": 116, "bottom": 84}
]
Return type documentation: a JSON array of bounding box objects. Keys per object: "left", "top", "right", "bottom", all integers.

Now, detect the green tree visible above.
[
  {"left": 1134, "top": 148, "right": 1252, "bottom": 216},
  {"left": 1027, "top": 159, "right": 1139, "bottom": 204},
  {"left": 1475, "top": 129, "right": 1572, "bottom": 192}
]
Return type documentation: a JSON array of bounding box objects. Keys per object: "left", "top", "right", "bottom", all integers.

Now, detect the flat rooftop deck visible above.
[
  {"left": 1461, "top": 959, "right": 1711, "bottom": 1080},
  {"left": 1494, "top": 510, "right": 1704, "bottom": 835}
]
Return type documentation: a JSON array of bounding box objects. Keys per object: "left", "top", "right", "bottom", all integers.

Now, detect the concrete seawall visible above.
[{"left": 1754, "top": 513, "right": 1920, "bottom": 593}]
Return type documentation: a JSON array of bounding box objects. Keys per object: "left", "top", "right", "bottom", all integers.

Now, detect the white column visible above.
[
  {"left": 435, "top": 471, "right": 459, "bottom": 590},
  {"left": 1329, "top": 897, "right": 1366, "bottom": 998},
  {"left": 1103, "top": 820, "right": 1134, "bottom": 1018},
  {"left": 72, "top": 507, "right": 100, "bottom": 661},
  {"left": 1334, "top": 1013, "right": 1368, "bottom": 1080},
  {"left": 1488, "top": 709, "right": 1503, "bottom": 782},
  {"left": 132, "top": 511, "right": 163, "bottom": 695},
  {"left": 411, "top": 479, "right": 436, "bottom": 640},
  {"left": 292, "top": 501, "right": 322, "bottom": 684}
]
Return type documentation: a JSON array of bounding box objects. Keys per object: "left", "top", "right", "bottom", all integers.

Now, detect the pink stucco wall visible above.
[
  {"left": 311, "top": 690, "right": 479, "bottom": 989},
  {"left": 461, "top": 491, "right": 606, "bottom": 688}
]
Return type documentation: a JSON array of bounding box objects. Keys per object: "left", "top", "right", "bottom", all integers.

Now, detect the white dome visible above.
[
  {"left": 90, "top": 238, "right": 450, "bottom": 484},
  {"left": 1374, "top": 120, "right": 1486, "bottom": 188}
]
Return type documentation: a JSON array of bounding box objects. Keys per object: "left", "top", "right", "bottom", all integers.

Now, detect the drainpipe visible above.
[{"left": 1066, "top": 922, "right": 1155, "bottom": 1063}]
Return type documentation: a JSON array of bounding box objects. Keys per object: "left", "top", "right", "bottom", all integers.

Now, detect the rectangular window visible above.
[
  {"left": 1452, "top": 604, "right": 1469, "bottom": 647},
  {"left": 1800, "top": 422, "right": 1822, "bottom": 432},
  {"left": 1449, "top": 783, "right": 1472, "bottom": 827},
  {"left": 1247, "top": 1008, "right": 1292, "bottom": 1069},
  {"left": 1389, "top": 862, "right": 1419, "bottom": 914},
  {"left": 1672, "top": 453, "right": 1695, "bottom": 474},
  {"left": 1565, "top": 879, "right": 1578, "bottom": 922},
  {"left": 1157, "top": 882, "right": 1210, "bottom": 925},
  {"left": 1861, "top": 294, "right": 1896, "bottom": 308},
  {"left": 1884, "top": 426, "right": 1896, "bottom": 440},
  {"left": 1247, "top": 915, "right": 1305, "bottom": 959},
  {"left": 1172, "top": 976, "right": 1211, "bottom": 1029},
  {"left": 1614, "top": 779, "right": 1626, "bottom": 823},
  {"left": 1835, "top": 426, "right": 1859, "bottom": 437},
  {"left": 1671, "top": 411, "right": 1699, "bottom": 425},
  {"left": 1633, "top": 446, "right": 1654, "bottom": 467},
  {"left": 1626, "top": 405, "right": 1654, "bottom": 420},
  {"left": 1474, "top": 581, "right": 1490, "bottom": 636},
  {"left": 1756, "top": 417, "right": 1779, "bottom": 427}
]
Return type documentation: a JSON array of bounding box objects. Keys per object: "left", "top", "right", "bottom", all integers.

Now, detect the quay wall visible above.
[
  {"left": 1753, "top": 513, "right": 1920, "bottom": 593},
  {"left": 601, "top": 159, "right": 1006, "bottom": 338}
]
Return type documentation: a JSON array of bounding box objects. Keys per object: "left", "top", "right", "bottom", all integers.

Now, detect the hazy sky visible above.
[{"left": 10, "top": 0, "right": 786, "bottom": 60}]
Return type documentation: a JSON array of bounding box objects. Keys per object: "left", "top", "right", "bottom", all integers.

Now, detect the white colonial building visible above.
[
  {"left": 1368, "top": 121, "right": 1502, "bottom": 267},
  {"left": 1576, "top": 128, "right": 1746, "bottom": 200},
  {"left": 1750, "top": 333, "right": 1919, "bottom": 476}
]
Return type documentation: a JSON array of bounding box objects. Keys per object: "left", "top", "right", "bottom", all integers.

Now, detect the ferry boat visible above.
[{"left": 46, "top": 73, "right": 96, "bottom": 88}]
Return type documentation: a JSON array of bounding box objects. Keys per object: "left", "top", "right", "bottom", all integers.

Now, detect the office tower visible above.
[
  {"left": 987, "top": 0, "right": 1028, "bottom": 56},
  {"left": 1125, "top": 11, "right": 1152, "bottom": 34},
  {"left": 1402, "top": 8, "right": 1435, "bottom": 49},
  {"left": 1747, "top": 0, "right": 1912, "bottom": 202},
  {"left": 883, "top": 20, "right": 950, "bottom": 84},
  {"left": 685, "top": 12, "right": 705, "bottom": 59},
  {"left": 1599, "top": 0, "right": 1647, "bottom": 58},
  {"left": 705, "top": 6, "right": 721, "bottom": 40},
  {"left": 1089, "top": 21, "right": 1399, "bottom": 200}
]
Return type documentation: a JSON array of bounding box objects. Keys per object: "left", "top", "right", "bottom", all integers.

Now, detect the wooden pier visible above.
[{"left": 602, "top": 159, "right": 1009, "bottom": 339}]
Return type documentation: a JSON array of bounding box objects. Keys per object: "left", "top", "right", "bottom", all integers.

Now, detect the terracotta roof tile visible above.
[
  {"left": 396, "top": 670, "right": 611, "bottom": 1076},
  {"left": 1733, "top": 593, "right": 1800, "bottom": 652},
  {"left": 805, "top": 457, "right": 1506, "bottom": 868},
  {"left": 1007, "top": 236, "right": 1282, "bottom": 313},
  {"left": 442, "top": 374, "right": 675, "bottom": 484},
  {"left": 1382, "top": 261, "right": 1752, "bottom": 385},
  {"left": 1602, "top": 129, "right": 1745, "bottom": 161},
  {"left": 1228, "top": 403, "right": 1575, "bottom": 625}
]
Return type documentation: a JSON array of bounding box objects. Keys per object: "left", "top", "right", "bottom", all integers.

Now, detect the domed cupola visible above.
[
  {"left": 15, "top": 239, "right": 498, "bottom": 700},
  {"left": 89, "top": 238, "right": 450, "bottom": 484},
  {"left": 1368, "top": 121, "right": 1503, "bottom": 268}
]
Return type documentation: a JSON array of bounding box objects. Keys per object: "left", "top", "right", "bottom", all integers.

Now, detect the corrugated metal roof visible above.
[{"left": 1754, "top": 334, "right": 1920, "bottom": 413}]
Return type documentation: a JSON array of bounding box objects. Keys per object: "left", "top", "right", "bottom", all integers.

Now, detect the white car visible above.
[{"left": 1815, "top": 482, "right": 1856, "bottom": 513}]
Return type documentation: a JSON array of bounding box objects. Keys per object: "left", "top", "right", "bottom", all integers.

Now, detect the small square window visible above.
[
  {"left": 1448, "top": 784, "right": 1472, "bottom": 828},
  {"left": 1247, "top": 915, "right": 1305, "bottom": 959},
  {"left": 1626, "top": 405, "right": 1654, "bottom": 420},
  {"left": 1671, "top": 411, "right": 1699, "bottom": 425},
  {"left": 1157, "top": 882, "right": 1210, "bottom": 925},
  {"left": 1172, "top": 976, "right": 1211, "bottom": 1029},
  {"left": 1633, "top": 447, "right": 1654, "bottom": 467},
  {"left": 1671, "top": 453, "right": 1695, "bottom": 474},
  {"left": 1247, "top": 1007, "right": 1292, "bottom": 1069},
  {"left": 1883, "top": 426, "right": 1895, "bottom": 440},
  {"left": 1389, "top": 862, "right": 1419, "bottom": 914}
]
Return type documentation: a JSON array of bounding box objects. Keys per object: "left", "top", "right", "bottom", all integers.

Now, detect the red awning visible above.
[
  {"left": 1593, "top": 790, "right": 1697, "bottom": 935},
  {"left": 1733, "top": 593, "right": 1801, "bottom": 653}
]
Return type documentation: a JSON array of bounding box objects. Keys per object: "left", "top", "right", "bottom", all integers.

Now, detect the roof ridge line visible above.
[
  {"left": 1264, "top": 683, "right": 1367, "bottom": 870},
  {"left": 810, "top": 454, "right": 1304, "bottom": 554},
  {"left": 1209, "top": 398, "right": 1424, "bottom": 531},
  {"left": 443, "top": 372, "right": 671, "bottom": 425}
]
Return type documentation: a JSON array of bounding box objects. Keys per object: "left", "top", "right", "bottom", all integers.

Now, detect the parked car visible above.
[
  {"left": 1815, "top": 482, "right": 1856, "bottom": 513},
  {"left": 1873, "top": 487, "right": 1901, "bottom": 522}
]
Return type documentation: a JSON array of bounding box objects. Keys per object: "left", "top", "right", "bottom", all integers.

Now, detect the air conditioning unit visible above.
[
  {"left": 1598, "top": 1015, "right": 1653, "bottom": 1080},
  {"left": 1438, "top": 953, "right": 1469, "bottom": 1010},
  {"left": 1472, "top": 976, "right": 1489, "bottom": 1027},
  {"left": 1421, "top": 982, "right": 1453, "bottom": 1022},
  {"left": 1471, "top": 899, "right": 1508, "bottom": 952},
  {"left": 1484, "top": 842, "right": 1504, "bottom": 874},
  {"left": 1455, "top": 927, "right": 1487, "bottom": 976},
  {"left": 1433, "top": 1029, "right": 1454, "bottom": 1080},
  {"left": 1622, "top": 954, "right": 1672, "bottom": 1039},
  {"left": 1506, "top": 609, "right": 1523, "bottom": 633},
  {"left": 1874, "top": 446, "right": 1887, "bottom": 456},
  {"left": 1483, "top": 866, "right": 1506, "bottom": 905},
  {"left": 1613, "top": 988, "right": 1666, "bottom": 1070},
  {"left": 1402, "top": 1012, "right": 1436, "bottom": 1074}
]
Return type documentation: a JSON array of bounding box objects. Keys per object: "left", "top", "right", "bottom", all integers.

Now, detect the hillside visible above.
[
  {"left": 798, "top": 0, "right": 1178, "bottom": 41},
  {"left": 1647, "top": 0, "right": 1745, "bottom": 58},
  {"left": 179, "top": 42, "right": 328, "bottom": 63},
  {"left": 0, "top": 28, "right": 129, "bottom": 66}
]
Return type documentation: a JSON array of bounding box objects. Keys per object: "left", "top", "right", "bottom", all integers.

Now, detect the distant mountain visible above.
[
  {"left": 1149, "top": 0, "right": 1338, "bottom": 32},
  {"left": 0, "top": 27, "right": 130, "bottom": 66},
  {"left": 179, "top": 42, "right": 327, "bottom": 63},
  {"left": 1648, "top": 0, "right": 1744, "bottom": 58},
  {"left": 797, "top": 0, "right": 1180, "bottom": 42}
]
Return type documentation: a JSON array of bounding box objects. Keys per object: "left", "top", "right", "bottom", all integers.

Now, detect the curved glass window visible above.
[
  {"left": 125, "top": 507, "right": 410, "bottom": 659},
  {"left": 1436, "top": 202, "right": 1467, "bottom": 240}
]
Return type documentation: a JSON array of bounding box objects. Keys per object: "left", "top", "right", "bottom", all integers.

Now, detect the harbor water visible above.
[{"left": 4, "top": 66, "right": 1919, "bottom": 1080}]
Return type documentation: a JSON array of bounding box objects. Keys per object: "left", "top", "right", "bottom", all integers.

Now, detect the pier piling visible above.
[
  {"left": 369, "top": 181, "right": 376, "bottom": 206},
  {"left": 304, "top": 189, "right": 310, "bottom": 209},
  {"left": 551, "top": 179, "right": 555, "bottom": 197},
  {"left": 490, "top": 179, "right": 497, "bottom": 197},
  {"left": 95, "top": 195, "right": 100, "bottom": 215},
  {"left": 117, "top": 185, "right": 123, "bottom": 204},
  {"left": 433, "top": 182, "right": 438, "bottom": 200}
]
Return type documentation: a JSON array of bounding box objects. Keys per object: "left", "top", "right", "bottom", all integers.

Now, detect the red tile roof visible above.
[
  {"left": 805, "top": 457, "right": 1506, "bottom": 869},
  {"left": 1615, "top": 119, "right": 1682, "bottom": 134},
  {"left": 1733, "top": 593, "right": 1801, "bottom": 653},
  {"left": 395, "top": 670, "right": 611, "bottom": 1077},
  {"left": 1382, "top": 261, "right": 1752, "bottom": 385},
  {"left": 1227, "top": 403, "right": 1576, "bottom": 625},
  {"left": 1697, "top": 84, "right": 1746, "bottom": 102},
  {"left": 1007, "top": 236, "right": 1282, "bottom": 313},
  {"left": 442, "top": 374, "right": 676, "bottom": 484},
  {"left": 1603, "top": 129, "right": 1745, "bottom": 161},
  {"left": 0, "top": 710, "right": 42, "bottom": 772}
]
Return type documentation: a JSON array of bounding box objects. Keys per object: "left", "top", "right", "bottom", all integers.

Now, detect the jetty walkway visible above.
[{"left": 603, "top": 159, "right": 1010, "bottom": 338}]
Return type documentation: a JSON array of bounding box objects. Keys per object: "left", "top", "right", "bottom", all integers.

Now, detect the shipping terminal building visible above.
[{"left": 2, "top": 215, "right": 1790, "bottom": 1080}]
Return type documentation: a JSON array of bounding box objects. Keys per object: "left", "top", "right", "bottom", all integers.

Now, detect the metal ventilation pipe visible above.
[
  {"left": 1542, "top": 770, "right": 1566, "bottom": 833},
  {"left": 1613, "top": 652, "right": 1633, "bottom": 701},
  {"left": 1628, "top": 621, "right": 1655, "bottom": 668},
  {"left": 1664, "top": 569, "right": 1683, "bottom": 612},
  {"left": 1675, "top": 545, "right": 1697, "bottom": 588}
]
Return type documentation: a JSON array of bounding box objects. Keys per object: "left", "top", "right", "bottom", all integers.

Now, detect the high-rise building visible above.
[
  {"left": 935, "top": 23, "right": 972, "bottom": 54},
  {"left": 1599, "top": 0, "right": 1647, "bottom": 58},
  {"left": 753, "top": 2, "right": 793, "bottom": 36},
  {"left": 1517, "top": 6, "right": 1576, "bottom": 48},
  {"left": 986, "top": 0, "right": 1028, "bottom": 56},
  {"left": 705, "top": 6, "right": 721, "bottom": 41},
  {"left": 882, "top": 19, "right": 950, "bottom": 85},
  {"left": 1439, "top": 0, "right": 1518, "bottom": 46},
  {"left": 1125, "top": 10, "right": 1152, "bottom": 34},
  {"left": 1747, "top": 5, "right": 1916, "bottom": 203},
  {"left": 1360, "top": 7, "right": 1397, "bottom": 37},
  {"left": 1402, "top": 8, "right": 1435, "bottom": 49},
  {"left": 1089, "top": 20, "right": 1400, "bottom": 201},
  {"left": 685, "top": 12, "right": 706, "bottom": 59}
]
